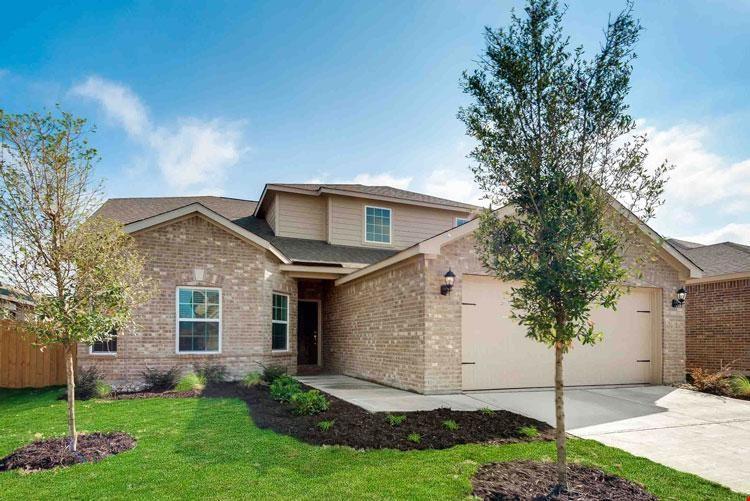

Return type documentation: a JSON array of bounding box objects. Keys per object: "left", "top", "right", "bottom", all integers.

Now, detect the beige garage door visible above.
[{"left": 461, "top": 275, "right": 659, "bottom": 390}]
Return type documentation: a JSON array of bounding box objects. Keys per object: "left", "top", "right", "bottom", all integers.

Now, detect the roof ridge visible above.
[
  {"left": 106, "top": 195, "right": 258, "bottom": 203},
  {"left": 724, "top": 241, "right": 750, "bottom": 255}
]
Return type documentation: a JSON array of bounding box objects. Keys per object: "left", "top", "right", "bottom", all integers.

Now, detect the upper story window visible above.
[
  {"left": 365, "top": 206, "right": 392, "bottom": 244},
  {"left": 91, "top": 332, "right": 117, "bottom": 355},
  {"left": 177, "top": 287, "right": 221, "bottom": 353},
  {"left": 455, "top": 217, "right": 471, "bottom": 226}
]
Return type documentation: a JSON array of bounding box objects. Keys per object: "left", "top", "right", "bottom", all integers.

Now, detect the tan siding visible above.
[
  {"left": 266, "top": 194, "right": 277, "bottom": 233},
  {"left": 275, "top": 192, "right": 327, "bottom": 240},
  {"left": 328, "top": 195, "right": 471, "bottom": 249}
]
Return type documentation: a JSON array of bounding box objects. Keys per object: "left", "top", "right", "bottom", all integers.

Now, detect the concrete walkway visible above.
[{"left": 297, "top": 374, "right": 750, "bottom": 494}]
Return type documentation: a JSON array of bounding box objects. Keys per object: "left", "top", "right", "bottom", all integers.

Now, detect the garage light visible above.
[
  {"left": 672, "top": 287, "right": 687, "bottom": 308},
  {"left": 441, "top": 269, "right": 456, "bottom": 296}
]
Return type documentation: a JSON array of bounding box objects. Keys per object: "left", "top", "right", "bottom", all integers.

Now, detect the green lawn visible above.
[{"left": 0, "top": 387, "right": 743, "bottom": 500}]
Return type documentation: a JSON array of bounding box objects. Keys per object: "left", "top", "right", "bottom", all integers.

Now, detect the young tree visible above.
[
  {"left": 459, "top": 0, "right": 669, "bottom": 491},
  {"left": 0, "top": 109, "right": 151, "bottom": 451}
]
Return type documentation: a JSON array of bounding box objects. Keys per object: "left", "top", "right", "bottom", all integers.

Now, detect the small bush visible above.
[
  {"left": 480, "top": 407, "right": 495, "bottom": 416},
  {"left": 730, "top": 375, "right": 750, "bottom": 397},
  {"left": 442, "top": 419, "right": 460, "bottom": 431},
  {"left": 407, "top": 432, "right": 421, "bottom": 444},
  {"left": 194, "top": 363, "right": 228, "bottom": 383},
  {"left": 241, "top": 372, "right": 263, "bottom": 388},
  {"left": 385, "top": 414, "right": 407, "bottom": 427},
  {"left": 175, "top": 372, "right": 206, "bottom": 392},
  {"left": 290, "top": 390, "right": 330, "bottom": 415},
  {"left": 688, "top": 367, "right": 731, "bottom": 395},
  {"left": 317, "top": 419, "right": 335, "bottom": 432},
  {"left": 74, "top": 366, "right": 104, "bottom": 400},
  {"left": 518, "top": 425, "right": 539, "bottom": 438},
  {"left": 259, "top": 363, "right": 287, "bottom": 383},
  {"left": 141, "top": 366, "right": 179, "bottom": 391},
  {"left": 94, "top": 381, "right": 113, "bottom": 398},
  {"left": 270, "top": 375, "right": 301, "bottom": 402}
]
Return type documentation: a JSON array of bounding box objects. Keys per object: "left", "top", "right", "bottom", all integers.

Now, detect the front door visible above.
[{"left": 297, "top": 301, "right": 319, "bottom": 365}]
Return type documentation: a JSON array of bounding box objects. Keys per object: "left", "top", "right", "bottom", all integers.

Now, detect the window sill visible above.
[
  {"left": 176, "top": 351, "right": 222, "bottom": 355},
  {"left": 271, "top": 350, "right": 291, "bottom": 356},
  {"left": 89, "top": 352, "right": 117, "bottom": 356}
]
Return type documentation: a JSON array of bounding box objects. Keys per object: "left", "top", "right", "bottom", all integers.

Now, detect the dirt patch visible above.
[
  {"left": 472, "top": 460, "right": 656, "bottom": 500},
  {"left": 0, "top": 432, "right": 136, "bottom": 472},
  {"left": 203, "top": 382, "right": 553, "bottom": 450}
]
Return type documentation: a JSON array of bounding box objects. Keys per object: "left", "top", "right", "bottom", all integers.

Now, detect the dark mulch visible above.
[
  {"left": 472, "top": 460, "right": 657, "bottom": 500},
  {"left": 0, "top": 432, "right": 136, "bottom": 472},
  {"left": 203, "top": 382, "right": 553, "bottom": 450}
]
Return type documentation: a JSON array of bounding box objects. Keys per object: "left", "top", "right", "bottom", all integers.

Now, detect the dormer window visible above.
[{"left": 365, "top": 206, "right": 391, "bottom": 244}]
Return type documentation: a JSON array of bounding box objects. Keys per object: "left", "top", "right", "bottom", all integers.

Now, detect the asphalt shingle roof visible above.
[
  {"left": 668, "top": 239, "right": 750, "bottom": 277},
  {"left": 270, "top": 183, "right": 479, "bottom": 211},
  {"left": 96, "top": 196, "right": 398, "bottom": 266}
]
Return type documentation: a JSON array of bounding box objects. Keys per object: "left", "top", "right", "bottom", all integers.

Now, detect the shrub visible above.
[
  {"left": 290, "top": 390, "right": 330, "bottom": 415},
  {"left": 688, "top": 367, "right": 731, "bottom": 395},
  {"left": 480, "top": 407, "right": 495, "bottom": 416},
  {"left": 317, "top": 419, "right": 335, "bottom": 432},
  {"left": 241, "top": 372, "right": 263, "bottom": 388},
  {"left": 270, "top": 375, "right": 301, "bottom": 402},
  {"left": 518, "top": 425, "right": 540, "bottom": 438},
  {"left": 442, "top": 419, "right": 460, "bottom": 431},
  {"left": 259, "top": 363, "right": 287, "bottom": 383},
  {"left": 175, "top": 372, "right": 206, "bottom": 392},
  {"left": 407, "top": 433, "right": 421, "bottom": 443},
  {"left": 194, "top": 363, "right": 228, "bottom": 383},
  {"left": 730, "top": 375, "right": 750, "bottom": 397},
  {"left": 74, "top": 366, "right": 105, "bottom": 400},
  {"left": 385, "top": 414, "right": 407, "bottom": 427},
  {"left": 94, "top": 381, "right": 113, "bottom": 398},
  {"left": 141, "top": 366, "right": 179, "bottom": 391}
]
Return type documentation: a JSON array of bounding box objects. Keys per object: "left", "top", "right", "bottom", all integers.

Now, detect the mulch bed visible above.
[
  {"left": 203, "top": 382, "right": 553, "bottom": 450},
  {"left": 471, "top": 460, "right": 656, "bottom": 500},
  {"left": 0, "top": 432, "right": 136, "bottom": 472}
]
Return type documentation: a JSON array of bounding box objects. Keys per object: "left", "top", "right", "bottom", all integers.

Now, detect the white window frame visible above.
[
  {"left": 175, "top": 286, "right": 222, "bottom": 355},
  {"left": 364, "top": 205, "right": 392, "bottom": 245},
  {"left": 271, "top": 292, "right": 290, "bottom": 352},
  {"left": 89, "top": 335, "right": 117, "bottom": 356},
  {"left": 455, "top": 217, "right": 471, "bottom": 226}
]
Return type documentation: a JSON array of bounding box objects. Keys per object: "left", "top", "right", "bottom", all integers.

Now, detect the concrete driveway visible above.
[{"left": 298, "top": 375, "right": 750, "bottom": 494}]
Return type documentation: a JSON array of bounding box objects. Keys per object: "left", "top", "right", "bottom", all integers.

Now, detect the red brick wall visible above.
[{"left": 686, "top": 279, "right": 750, "bottom": 372}]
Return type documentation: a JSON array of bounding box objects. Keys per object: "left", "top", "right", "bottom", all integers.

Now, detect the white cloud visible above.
[
  {"left": 304, "top": 172, "right": 413, "bottom": 190},
  {"left": 71, "top": 76, "right": 247, "bottom": 194},
  {"left": 684, "top": 223, "right": 750, "bottom": 245},
  {"left": 422, "top": 167, "right": 487, "bottom": 207}
]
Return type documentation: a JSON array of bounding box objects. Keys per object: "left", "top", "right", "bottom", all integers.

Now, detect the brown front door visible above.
[{"left": 297, "top": 301, "right": 319, "bottom": 365}]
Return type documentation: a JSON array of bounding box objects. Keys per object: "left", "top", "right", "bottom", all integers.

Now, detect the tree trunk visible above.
[
  {"left": 554, "top": 343, "right": 568, "bottom": 490},
  {"left": 65, "top": 344, "right": 78, "bottom": 452}
]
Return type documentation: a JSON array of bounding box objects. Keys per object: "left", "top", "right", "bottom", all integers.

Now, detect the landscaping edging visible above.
[
  {"left": 471, "top": 460, "right": 657, "bottom": 500},
  {"left": 0, "top": 432, "right": 136, "bottom": 472},
  {"left": 203, "top": 382, "right": 554, "bottom": 450}
]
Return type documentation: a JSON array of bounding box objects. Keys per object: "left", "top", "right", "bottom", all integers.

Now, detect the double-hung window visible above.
[
  {"left": 91, "top": 332, "right": 117, "bottom": 355},
  {"left": 177, "top": 287, "right": 221, "bottom": 353},
  {"left": 272, "top": 293, "right": 289, "bottom": 351},
  {"left": 455, "top": 217, "right": 470, "bottom": 226},
  {"left": 365, "top": 206, "right": 391, "bottom": 244}
]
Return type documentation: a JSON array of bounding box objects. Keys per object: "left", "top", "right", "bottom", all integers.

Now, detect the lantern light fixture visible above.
[
  {"left": 672, "top": 287, "right": 687, "bottom": 308},
  {"left": 441, "top": 269, "right": 456, "bottom": 296}
]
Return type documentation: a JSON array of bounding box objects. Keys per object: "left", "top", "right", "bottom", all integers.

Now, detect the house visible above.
[
  {"left": 668, "top": 239, "right": 750, "bottom": 373},
  {"left": 78, "top": 183, "right": 701, "bottom": 393},
  {"left": 0, "top": 283, "right": 33, "bottom": 321}
]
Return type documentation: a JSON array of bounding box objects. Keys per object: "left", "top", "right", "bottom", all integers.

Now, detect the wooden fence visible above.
[{"left": 0, "top": 320, "right": 68, "bottom": 388}]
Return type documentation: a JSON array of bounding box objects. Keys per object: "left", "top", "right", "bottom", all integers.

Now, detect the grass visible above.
[{"left": 0, "top": 387, "right": 744, "bottom": 500}]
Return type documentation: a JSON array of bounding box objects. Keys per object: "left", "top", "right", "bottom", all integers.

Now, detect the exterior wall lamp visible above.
[
  {"left": 672, "top": 287, "right": 687, "bottom": 308},
  {"left": 441, "top": 269, "right": 456, "bottom": 296}
]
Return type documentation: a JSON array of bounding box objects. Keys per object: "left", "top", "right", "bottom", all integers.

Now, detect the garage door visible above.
[{"left": 461, "top": 275, "right": 658, "bottom": 390}]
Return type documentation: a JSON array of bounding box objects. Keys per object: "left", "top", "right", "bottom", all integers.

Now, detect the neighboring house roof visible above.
[
  {"left": 97, "top": 197, "right": 398, "bottom": 266},
  {"left": 0, "top": 284, "right": 34, "bottom": 306},
  {"left": 254, "top": 183, "right": 480, "bottom": 216},
  {"left": 668, "top": 239, "right": 750, "bottom": 278}
]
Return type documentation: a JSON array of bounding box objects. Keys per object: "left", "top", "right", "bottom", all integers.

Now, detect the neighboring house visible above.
[
  {"left": 668, "top": 239, "right": 750, "bottom": 373},
  {"left": 79, "top": 183, "right": 701, "bottom": 393},
  {"left": 0, "top": 283, "right": 33, "bottom": 321}
]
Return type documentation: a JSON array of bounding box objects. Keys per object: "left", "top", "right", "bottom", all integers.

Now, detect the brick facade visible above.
[
  {"left": 686, "top": 279, "right": 750, "bottom": 372},
  {"left": 78, "top": 215, "right": 297, "bottom": 388}
]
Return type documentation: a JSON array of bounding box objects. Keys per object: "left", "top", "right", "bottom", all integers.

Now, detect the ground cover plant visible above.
[
  {"left": 175, "top": 373, "right": 206, "bottom": 392},
  {"left": 141, "top": 367, "right": 180, "bottom": 391},
  {"left": 0, "top": 386, "right": 742, "bottom": 500},
  {"left": 686, "top": 365, "right": 750, "bottom": 401}
]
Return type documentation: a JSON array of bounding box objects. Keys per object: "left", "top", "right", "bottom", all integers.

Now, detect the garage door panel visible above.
[{"left": 461, "top": 275, "right": 657, "bottom": 390}]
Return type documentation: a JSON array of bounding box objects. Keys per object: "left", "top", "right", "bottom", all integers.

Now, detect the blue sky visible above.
[{"left": 2, "top": 0, "right": 750, "bottom": 243}]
